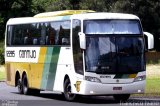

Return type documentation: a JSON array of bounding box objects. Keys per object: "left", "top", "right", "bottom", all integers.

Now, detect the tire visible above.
[
  {"left": 17, "top": 79, "right": 23, "bottom": 94},
  {"left": 63, "top": 79, "right": 76, "bottom": 101},
  {"left": 22, "top": 75, "right": 30, "bottom": 95},
  {"left": 113, "top": 94, "right": 130, "bottom": 102}
]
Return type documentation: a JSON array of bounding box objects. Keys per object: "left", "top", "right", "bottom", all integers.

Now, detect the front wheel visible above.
[
  {"left": 113, "top": 94, "right": 130, "bottom": 102},
  {"left": 63, "top": 79, "right": 76, "bottom": 101}
]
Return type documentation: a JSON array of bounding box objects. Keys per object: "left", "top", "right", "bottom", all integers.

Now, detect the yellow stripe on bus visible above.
[
  {"left": 38, "top": 47, "right": 47, "bottom": 63},
  {"left": 30, "top": 47, "right": 47, "bottom": 89}
]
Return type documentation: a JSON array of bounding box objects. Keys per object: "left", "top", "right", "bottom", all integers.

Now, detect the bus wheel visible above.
[
  {"left": 22, "top": 75, "right": 30, "bottom": 95},
  {"left": 17, "top": 79, "right": 23, "bottom": 94},
  {"left": 113, "top": 94, "right": 130, "bottom": 102},
  {"left": 63, "top": 79, "right": 76, "bottom": 101}
]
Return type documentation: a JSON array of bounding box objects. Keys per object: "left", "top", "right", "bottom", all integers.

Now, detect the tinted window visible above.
[
  {"left": 7, "top": 26, "right": 12, "bottom": 45},
  {"left": 72, "top": 19, "right": 83, "bottom": 75},
  {"left": 7, "top": 21, "right": 71, "bottom": 46}
]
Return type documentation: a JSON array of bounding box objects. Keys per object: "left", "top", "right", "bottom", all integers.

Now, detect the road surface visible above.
[{"left": 0, "top": 82, "right": 160, "bottom": 106}]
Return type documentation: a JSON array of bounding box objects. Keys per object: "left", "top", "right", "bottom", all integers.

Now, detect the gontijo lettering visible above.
[{"left": 19, "top": 50, "right": 36, "bottom": 58}]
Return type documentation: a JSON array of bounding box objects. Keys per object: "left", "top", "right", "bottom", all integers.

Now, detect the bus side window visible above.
[
  {"left": 7, "top": 26, "right": 12, "bottom": 46},
  {"left": 26, "top": 29, "right": 33, "bottom": 45},
  {"left": 24, "top": 37, "right": 28, "bottom": 45},
  {"left": 59, "top": 21, "right": 70, "bottom": 45},
  {"left": 12, "top": 25, "right": 24, "bottom": 45},
  {"left": 62, "top": 38, "right": 69, "bottom": 45},
  {"left": 72, "top": 19, "right": 83, "bottom": 75},
  {"left": 49, "top": 28, "right": 55, "bottom": 45},
  {"left": 40, "top": 23, "right": 46, "bottom": 45},
  {"left": 47, "top": 22, "right": 56, "bottom": 45}
]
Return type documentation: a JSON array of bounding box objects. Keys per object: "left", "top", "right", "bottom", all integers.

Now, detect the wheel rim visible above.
[
  {"left": 66, "top": 83, "right": 75, "bottom": 99},
  {"left": 18, "top": 80, "right": 22, "bottom": 92},
  {"left": 23, "top": 78, "right": 28, "bottom": 93}
]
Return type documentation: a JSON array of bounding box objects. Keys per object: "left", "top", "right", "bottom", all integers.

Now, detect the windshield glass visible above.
[
  {"left": 85, "top": 36, "right": 145, "bottom": 74},
  {"left": 84, "top": 20, "right": 141, "bottom": 35}
]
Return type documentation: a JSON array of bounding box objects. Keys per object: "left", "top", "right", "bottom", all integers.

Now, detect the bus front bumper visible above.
[{"left": 77, "top": 80, "right": 145, "bottom": 95}]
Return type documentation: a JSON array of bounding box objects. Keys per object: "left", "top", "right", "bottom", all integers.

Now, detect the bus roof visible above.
[
  {"left": 34, "top": 10, "right": 95, "bottom": 18},
  {"left": 6, "top": 11, "right": 140, "bottom": 25},
  {"left": 71, "top": 12, "right": 140, "bottom": 20},
  {"left": 6, "top": 16, "right": 69, "bottom": 25}
]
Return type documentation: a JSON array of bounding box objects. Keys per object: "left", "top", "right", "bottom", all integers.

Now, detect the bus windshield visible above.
[
  {"left": 84, "top": 20, "right": 141, "bottom": 35},
  {"left": 84, "top": 20, "right": 145, "bottom": 74}
]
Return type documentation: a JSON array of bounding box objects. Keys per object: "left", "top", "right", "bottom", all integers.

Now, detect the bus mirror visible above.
[
  {"left": 78, "top": 32, "right": 86, "bottom": 50},
  {"left": 144, "top": 32, "right": 154, "bottom": 50}
]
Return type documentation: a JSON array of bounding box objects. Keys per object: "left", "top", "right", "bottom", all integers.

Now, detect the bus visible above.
[{"left": 5, "top": 10, "right": 154, "bottom": 101}]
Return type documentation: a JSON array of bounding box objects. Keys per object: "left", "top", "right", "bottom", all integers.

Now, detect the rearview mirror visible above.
[
  {"left": 78, "top": 32, "right": 86, "bottom": 50},
  {"left": 144, "top": 32, "right": 154, "bottom": 50}
]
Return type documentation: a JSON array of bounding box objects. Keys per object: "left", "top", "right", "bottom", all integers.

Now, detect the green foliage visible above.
[
  {"left": 79, "top": 0, "right": 119, "bottom": 12},
  {"left": 0, "top": 47, "right": 4, "bottom": 65},
  {"left": 0, "top": 0, "right": 160, "bottom": 50},
  {"left": 111, "top": 0, "right": 160, "bottom": 50},
  {"left": 146, "top": 78, "right": 160, "bottom": 95},
  {"left": 0, "top": 40, "right": 4, "bottom": 65},
  {"left": 0, "top": 0, "right": 45, "bottom": 40}
]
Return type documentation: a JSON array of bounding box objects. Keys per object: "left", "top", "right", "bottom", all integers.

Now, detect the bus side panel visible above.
[
  {"left": 53, "top": 47, "right": 73, "bottom": 92},
  {"left": 40, "top": 47, "right": 61, "bottom": 91},
  {"left": 5, "top": 62, "right": 15, "bottom": 86},
  {"left": 5, "top": 62, "right": 30, "bottom": 87},
  {"left": 30, "top": 47, "right": 47, "bottom": 89},
  {"left": 5, "top": 47, "right": 41, "bottom": 89}
]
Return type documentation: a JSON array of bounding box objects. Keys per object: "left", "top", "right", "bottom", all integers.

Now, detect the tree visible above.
[
  {"left": 69, "top": 0, "right": 81, "bottom": 9},
  {"left": 79, "top": 0, "right": 118, "bottom": 12},
  {"left": 111, "top": 0, "right": 160, "bottom": 50},
  {"left": 0, "top": 0, "right": 44, "bottom": 40}
]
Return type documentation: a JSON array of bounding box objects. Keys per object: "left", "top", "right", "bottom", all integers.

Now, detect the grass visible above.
[
  {"left": 145, "top": 78, "right": 160, "bottom": 95},
  {"left": 132, "top": 64, "right": 160, "bottom": 97},
  {"left": 145, "top": 64, "right": 160, "bottom": 96}
]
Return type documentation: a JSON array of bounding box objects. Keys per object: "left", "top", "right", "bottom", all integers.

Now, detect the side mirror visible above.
[
  {"left": 78, "top": 32, "right": 86, "bottom": 50},
  {"left": 143, "top": 32, "right": 154, "bottom": 50}
]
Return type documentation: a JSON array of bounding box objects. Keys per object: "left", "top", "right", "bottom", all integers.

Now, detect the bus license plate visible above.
[{"left": 113, "top": 87, "right": 122, "bottom": 90}]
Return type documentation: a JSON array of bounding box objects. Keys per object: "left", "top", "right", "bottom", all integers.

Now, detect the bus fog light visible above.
[
  {"left": 85, "top": 76, "right": 101, "bottom": 83},
  {"left": 138, "top": 90, "right": 141, "bottom": 93},
  {"left": 134, "top": 75, "right": 146, "bottom": 82},
  {"left": 90, "top": 91, "right": 94, "bottom": 94}
]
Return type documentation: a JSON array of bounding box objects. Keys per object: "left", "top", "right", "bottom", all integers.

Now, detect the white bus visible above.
[{"left": 5, "top": 10, "right": 153, "bottom": 101}]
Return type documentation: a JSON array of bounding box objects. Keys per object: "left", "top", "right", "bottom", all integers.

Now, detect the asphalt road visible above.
[{"left": 0, "top": 82, "right": 160, "bottom": 106}]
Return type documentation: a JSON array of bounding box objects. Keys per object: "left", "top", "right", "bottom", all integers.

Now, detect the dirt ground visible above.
[{"left": 146, "top": 64, "right": 160, "bottom": 79}]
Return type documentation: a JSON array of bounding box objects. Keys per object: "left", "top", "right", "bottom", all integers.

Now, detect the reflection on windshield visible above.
[
  {"left": 84, "top": 20, "right": 141, "bottom": 34},
  {"left": 85, "top": 37, "right": 116, "bottom": 72},
  {"left": 117, "top": 37, "right": 145, "bottom": 73},
  {"left": 85, "top": 36, "right": 145, "bottom": 74}
]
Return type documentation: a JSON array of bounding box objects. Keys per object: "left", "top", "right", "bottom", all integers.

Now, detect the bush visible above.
[{"left": 0, "top": 48, "right": 4, "bottom": 65}]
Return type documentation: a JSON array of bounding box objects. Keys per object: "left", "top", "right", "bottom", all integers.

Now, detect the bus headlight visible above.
[
  {"left": 85, "top": 76, "right": 101, "bottom": 83},
  {"left": 134, "top": 75, "right": 146, "bottom": 82}
]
